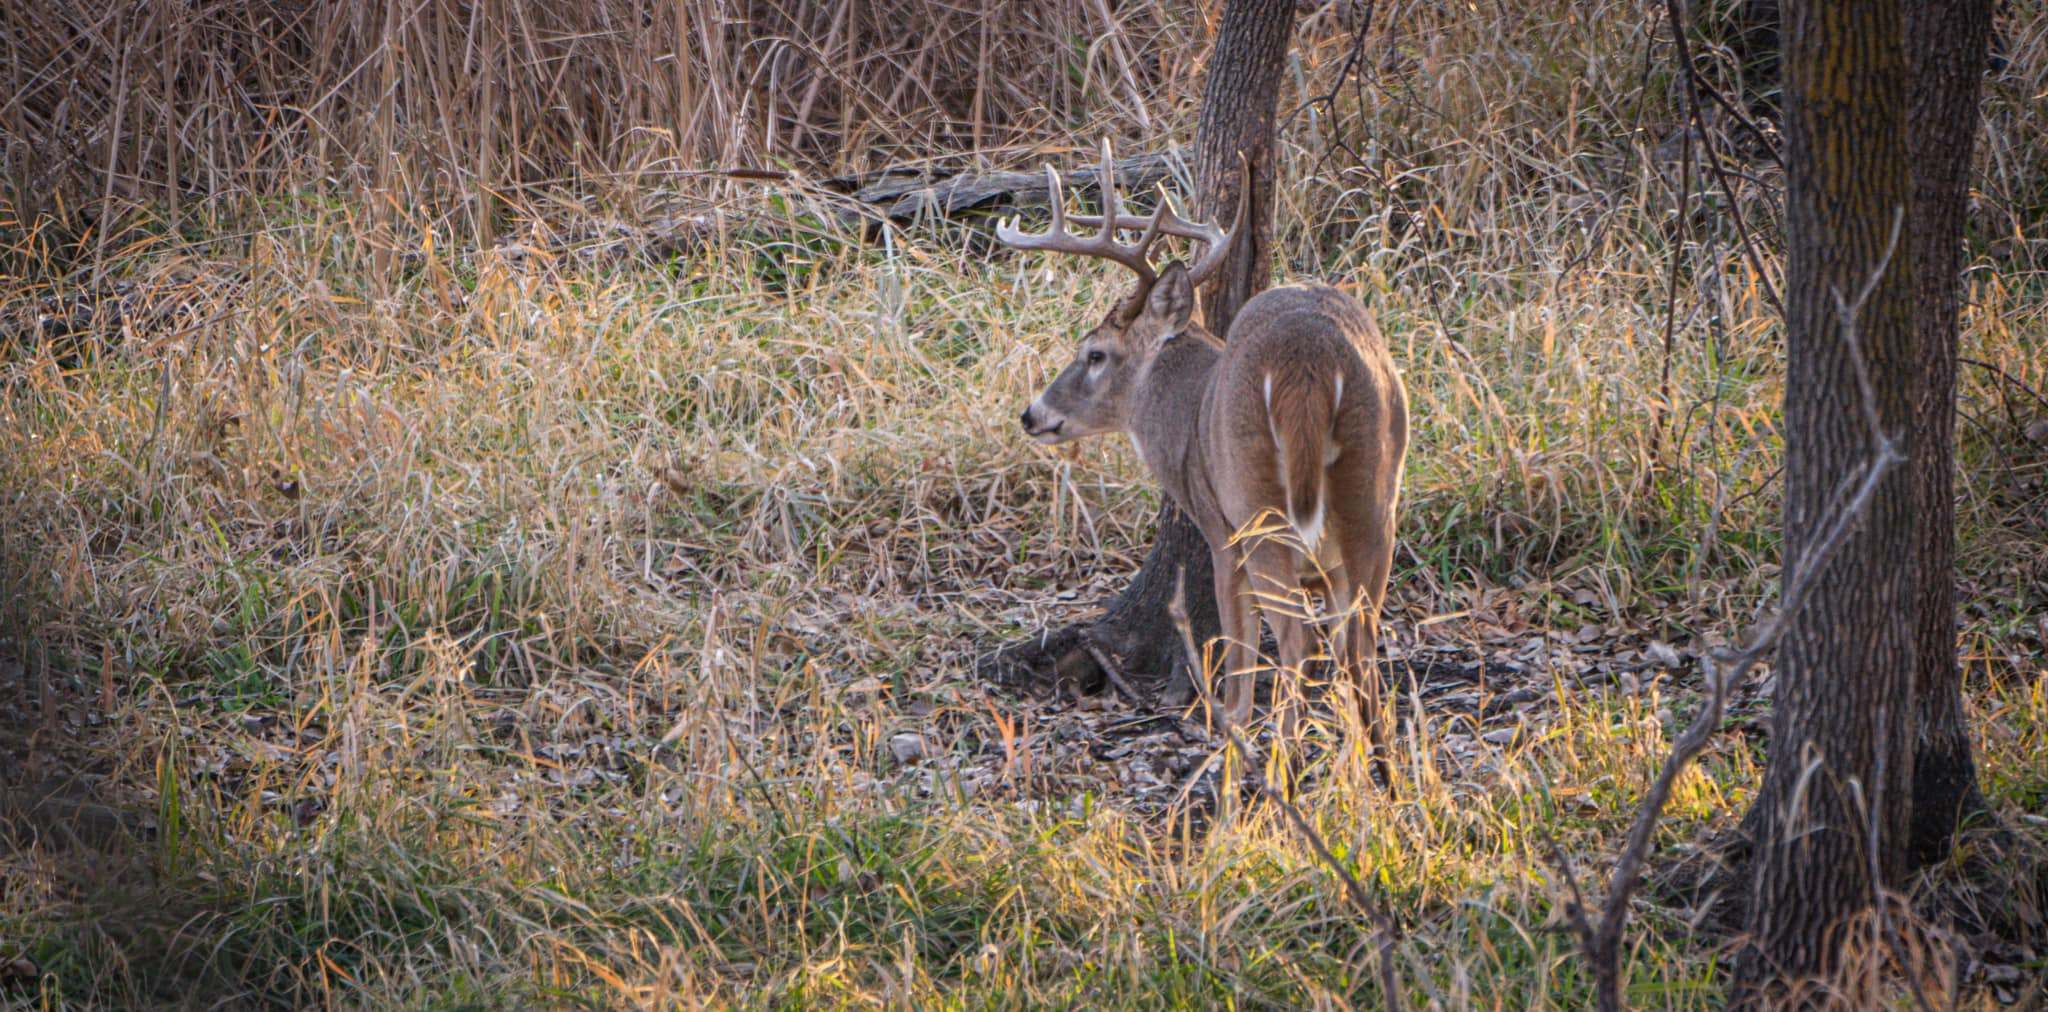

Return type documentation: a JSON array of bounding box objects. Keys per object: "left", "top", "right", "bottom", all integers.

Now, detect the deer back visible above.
[{"left": 1194, "top": 284, "right": 1408, "bottom": 559}]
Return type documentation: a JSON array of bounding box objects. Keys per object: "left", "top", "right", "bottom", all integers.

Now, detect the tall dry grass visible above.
[
  {"left": 1, "top": 0, "right": 2046, "bottom": 1007},
  {"left": 1, "top": 0, "right": 1197, "bottom": 244}
]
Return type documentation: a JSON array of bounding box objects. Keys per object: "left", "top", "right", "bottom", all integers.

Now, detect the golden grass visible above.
[{"left": 2, "top": 1, "right": 2046, "bottom": 1007}]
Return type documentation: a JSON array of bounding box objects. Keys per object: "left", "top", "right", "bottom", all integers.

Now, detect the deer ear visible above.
[{"left": 1146, "top": 262, "right": 1195, "bottom": 339}]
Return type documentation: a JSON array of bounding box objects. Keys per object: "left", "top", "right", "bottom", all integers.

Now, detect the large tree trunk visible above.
[
  {"left": 1735, "top": 0, "right": 1920, "bottom": 1000},
  {"left": 1903, "top": 0, "right": 1992, "bottom": 870},
  {"left": 979, "top": 0, "right": 1298, "bottom": 700}
]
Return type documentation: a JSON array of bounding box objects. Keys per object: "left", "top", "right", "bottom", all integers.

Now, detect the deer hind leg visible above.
[
  {"left": 1327, "top": 571, "right": 1387, "bottom": 765},
  {"left": 1332, "top": 512, "right": 1397, "bottom": 771}
]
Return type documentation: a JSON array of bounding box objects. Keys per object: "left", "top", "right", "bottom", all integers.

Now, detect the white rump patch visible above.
[
  {"left": 1264, "top": 371, "right": 1288, "bottom": 490},
  {"left": 1291, "top": 485, "right": 1327, "bottom": 558},
  {"left": 1325, "top": 374, "right": 1344, "bottom": 466}
]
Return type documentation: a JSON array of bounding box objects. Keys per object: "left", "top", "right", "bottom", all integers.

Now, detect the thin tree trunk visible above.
[
  {"left": 1904, "top": 0, "right": 1992, "bottom": 870},
  {"left": 978, "top": 0, "right": 1298, "bottom": 700},
  {"left": 1735, "top": 0, "right": 1920, "bottom": 1001},
  {"left": 1192, "top": 0, "right": 1296, "bottom": 334}
]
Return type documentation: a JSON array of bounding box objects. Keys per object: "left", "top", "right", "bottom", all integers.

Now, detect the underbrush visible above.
[{"left": 3, "top": 1, "right": 2047, "bottom": 1007}]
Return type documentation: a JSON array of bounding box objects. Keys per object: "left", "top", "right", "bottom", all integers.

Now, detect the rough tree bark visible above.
[
  {"left": 1734, "top": 0, "right": 1921, "bottom": 1001},
  {"left": 1903, "top": 0, "right": 1992, "bottom": 870},
  {"left": 979, "top": 0, "right": 1299, "bottom": 700},
  {"left": 1702, "top": 0, "right": 2006, "bottom": 121},
  {"left": 1190, "top": 0, "right": 1296, "bottom": 334}
]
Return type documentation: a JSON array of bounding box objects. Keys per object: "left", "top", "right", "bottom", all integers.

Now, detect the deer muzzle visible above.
[{"left": 1019, "top": 402, "right": 1068, "bottom": 443}]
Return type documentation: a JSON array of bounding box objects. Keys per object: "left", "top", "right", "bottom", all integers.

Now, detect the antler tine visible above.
[
  {"left": 1066, "top": 139, "right": 1172, "bottom": 268},
  {"left": 1106, "top": 137, "right": 1174, "bottom": 268},
  {"left": 1097, "top": 137, "right": 1121, "bottom": 236},
  {"left": 993, "top": 165, "right": 1064, "bottom": 248},
  {"left": 1047, "top": 163, "right": 1067, "bottom": 236},
  {"left": 1177, "top": 155, "right": 1255, "bottom": 287}
]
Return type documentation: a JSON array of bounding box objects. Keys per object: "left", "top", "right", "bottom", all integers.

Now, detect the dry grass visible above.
[
  {"left": 3, "top": 1, "right": 2047, "bottom": 1007},
  {"left": 1, "top": 0, "right": 1198, "bottom": 244}
]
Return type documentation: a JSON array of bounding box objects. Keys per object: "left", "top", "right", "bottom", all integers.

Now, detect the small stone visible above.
[
  {"left": 1647, "top": 641, "right": 1682, "bottom": 668},
  {"left": 889, "top": 732, "right": 927, "bottom": 765}
]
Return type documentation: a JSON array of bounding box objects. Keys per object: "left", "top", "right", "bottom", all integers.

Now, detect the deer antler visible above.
[
  {"left": 996, "top": 140, "right": 1248, "bottom": 308},
  {"left": 1167, "top": 153, "right": 1252, "bottom": 289},
  {"left": 995, "top": 139, "right": 1168, "bottom": 287}
]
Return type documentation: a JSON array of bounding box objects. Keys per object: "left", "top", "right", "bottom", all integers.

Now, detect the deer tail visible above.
[{"left": 1265, "top": 369, "right": 1340, "bottom": 557}]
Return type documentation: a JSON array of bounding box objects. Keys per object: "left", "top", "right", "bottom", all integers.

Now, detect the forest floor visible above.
[{"left": 3, "top": 180, "right": 2047, "bottom": 1008}]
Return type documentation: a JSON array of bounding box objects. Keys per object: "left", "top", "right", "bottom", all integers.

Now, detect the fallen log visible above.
[
  {"left": 818, "top": 150, "right": 1186, "bottom": 224},
  {"left": 467, "top": 151, "right": 1187, "bottom": 271}
]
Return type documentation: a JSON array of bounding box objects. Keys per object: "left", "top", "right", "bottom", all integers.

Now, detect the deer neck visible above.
[{"left": 1126, "top": 335, "right": 1224, "bottom": 528}]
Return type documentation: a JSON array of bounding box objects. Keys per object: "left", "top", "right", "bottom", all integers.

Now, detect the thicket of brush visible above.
[
  {"left": 2, "top": 1, "right": 2046, "bottom": 1007},
  {"left": 2, "top": 0, "right": 1192, "bottom": 242}
]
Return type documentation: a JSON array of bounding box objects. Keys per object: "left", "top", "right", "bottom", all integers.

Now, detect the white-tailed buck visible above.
[{"left": 1003, "top": 143, "right": 1408, "bottom": 754}]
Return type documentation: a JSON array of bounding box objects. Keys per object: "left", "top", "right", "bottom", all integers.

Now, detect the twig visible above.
[
  {"left": 1693, "top": 70, "right": 1784, "bottom": 170},
  {"left": 1961, "top": 356, "right": 2048, "bottom": 415},
  {"left": 1650, "top": 33, "right": 1695, "bottom": 474},
  {"left": 1663, "top": 0, "right": 1785, "bottom": 320},
  {"left": 1283, "top": 1, "right": 1379, "bottom": 185},
  {"left": 1167, "top": 575, "right": 1406, "bottom": 1012},
  {"left": 1542, "top": 829, "right": 1598, "bottom": 942},
  {"left": 1083, "top": 642, "right": 1149, "bottom": 708},
  {"left": 1685, "top": 442, "right": 1761, "bottom": 600}
]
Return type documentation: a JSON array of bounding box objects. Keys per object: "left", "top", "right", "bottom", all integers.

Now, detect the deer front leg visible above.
[{"left": 1210, "top": 552, "right": 1258, "bottom": 730}]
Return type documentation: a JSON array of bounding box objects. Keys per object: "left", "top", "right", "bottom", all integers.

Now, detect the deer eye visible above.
[{"left": 1086, "top": 350, "right": 1105, "bottom": 365}]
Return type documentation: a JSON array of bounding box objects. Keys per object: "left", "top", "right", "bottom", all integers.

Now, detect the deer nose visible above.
[{"left": 1019, "top": 407, "right": 1035, "bottom": 431}]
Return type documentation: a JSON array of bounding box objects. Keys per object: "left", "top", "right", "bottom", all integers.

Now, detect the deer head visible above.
[{"left": 999, "top": 141, "right": 1245, "bottom": 444}]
